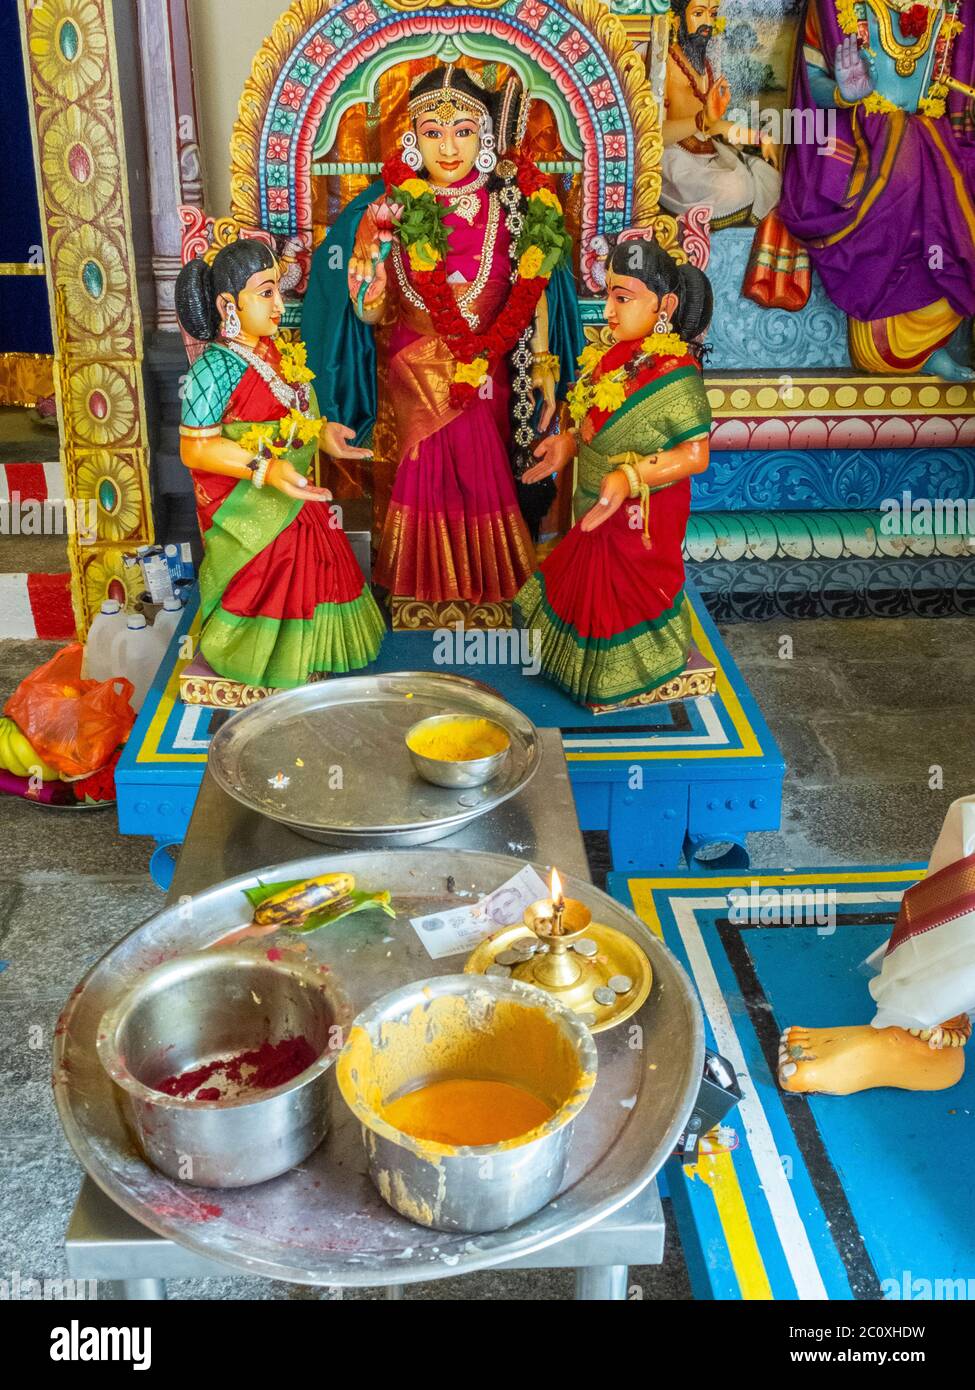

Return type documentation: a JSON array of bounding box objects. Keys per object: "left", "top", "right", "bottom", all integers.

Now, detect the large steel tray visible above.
[
  {"left": 54, "top": 850, "right": 704, "bottom": 1287},
  {"left": 206, "top": 673, "right": 541, "bottom": 847}
]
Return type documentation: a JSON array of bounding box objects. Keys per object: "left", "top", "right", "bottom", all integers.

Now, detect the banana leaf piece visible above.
[
  {"left": 284, "top": 889, "right": 395, "bottom": 935},
  {"left": 243, "top": 879, "right": 395, "bottom": 934}
]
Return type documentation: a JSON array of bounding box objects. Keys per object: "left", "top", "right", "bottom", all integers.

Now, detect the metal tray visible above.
[
  {"left": 207, "top": 672, "right": 541, "bottom": 847},
  {"left": 54, "top": 850, "right": 704, "bottom": 1288}
]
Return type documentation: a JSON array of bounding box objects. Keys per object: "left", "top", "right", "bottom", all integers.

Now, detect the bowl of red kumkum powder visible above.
[{"left": 96, "top": 950, "right": 352, "bottom": 1187}]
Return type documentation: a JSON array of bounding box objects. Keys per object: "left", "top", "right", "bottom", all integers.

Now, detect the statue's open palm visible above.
[{"left": 834, "top": 35, "right": 875, "bottom": 103}]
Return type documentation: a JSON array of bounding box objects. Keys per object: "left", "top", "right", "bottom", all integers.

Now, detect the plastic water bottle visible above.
[
  {"left": 115, "top": 614, "right": 163, "bottom": 713},
  {"left": 82, "top": 600, "right": 129, "bottom": 682},
  {"left": 152, "top": 597, "right": 184, "bottom": 651}
]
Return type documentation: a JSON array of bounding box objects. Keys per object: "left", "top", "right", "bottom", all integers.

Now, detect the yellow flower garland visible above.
[
  {"left": 836, "top": 0, "right": 859, "bottom": 35},
  {"left": 393, "top": 177, "right": 564, "bottom": 278},
  {"left": 453, "top": 356, "right": 489, "bottom": 388},
  {"left": 566, "top": 333, "right": 691, "bottom": 425},
  {"left": 278, "top": 339, "right": 315, "bottom": 385},
  {"left": 641, "top": 331, "right": 690, "bottom": 359},
  {"left": 238, "top": 409, "right": 323, "bottom": 457}
]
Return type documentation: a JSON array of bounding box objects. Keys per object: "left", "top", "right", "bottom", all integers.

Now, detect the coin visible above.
[
  {"left": 593, "top": 986, "right": 616, "bottom": 1007},
  {"left": 486, "top": 963, "right": 511, "bottom": 978},
  {"left": 573, "top": 939, "right": 598, "bottom": 958},
  {"left": 496, "top": 950, "right": 523, "bottom": 967},
  {"left": 608, "top": 975, "right": 633, "bottom": 995}
]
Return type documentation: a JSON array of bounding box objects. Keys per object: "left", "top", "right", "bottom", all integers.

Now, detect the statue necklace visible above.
[
  {"left": 391, "top": 191, "right": 501, "bottom": 328},
  {"left": 218, "top": 339, "right": 306, "bottom": 413},
  {"left": 433, "top": 170, "right": 490, "bottom": 227},
  {"left": 669, "top": 43, "right": 715, "bottom": 104}
]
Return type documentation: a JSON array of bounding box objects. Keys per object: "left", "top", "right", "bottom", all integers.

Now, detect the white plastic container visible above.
[
  {"left": 152, "top": 597, "right": 184, "bottom": 651},
  {"left": 115, "top": 614, "right": 165, "bottom": 713},
  {"left": 81, "top": 600, "right": 129, "bottom": 683}
]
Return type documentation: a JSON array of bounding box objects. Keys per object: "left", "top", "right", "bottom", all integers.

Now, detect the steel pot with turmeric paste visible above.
[{"left": 336, "top": 974, "right": 597, "bottom": 1233}]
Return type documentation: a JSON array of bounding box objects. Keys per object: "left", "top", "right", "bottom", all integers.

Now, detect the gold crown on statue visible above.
[{"left": 407, "top": 63, "right": 490, "bottom": 125}]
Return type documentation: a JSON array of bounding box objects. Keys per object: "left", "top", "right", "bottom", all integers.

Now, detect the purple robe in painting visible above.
[{"left": 779, "top": 0, "right": 975, "bottom": 325}]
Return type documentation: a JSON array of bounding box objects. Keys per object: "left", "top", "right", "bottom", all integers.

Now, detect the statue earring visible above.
[
  {"left": 222, "top": 300, "right": 242, "bottom": 340},
  {"left": 400, "top": 130, "right": 423, "bottom": 172},
  {"left": 653, "top": 309, "right": 672, "bottom": 335},
  {"left": 476, "top": 119, "right": 497, "bottom": 174}
]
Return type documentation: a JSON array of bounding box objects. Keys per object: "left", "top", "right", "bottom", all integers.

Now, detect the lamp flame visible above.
[{"left": 550, "top": 868, "right": 564, "bottom": 907}]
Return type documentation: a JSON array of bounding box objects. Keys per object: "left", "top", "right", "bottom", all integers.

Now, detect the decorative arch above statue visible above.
[{"left": 229, "top": 0, "right": 674, "bottom": 294}]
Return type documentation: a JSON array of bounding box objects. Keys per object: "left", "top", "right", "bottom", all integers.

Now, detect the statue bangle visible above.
[
  {"left": 250, "top": 456, "right": 271, "bottom": 490},
  {"left": 533, "top": 351, "right": 560, "bottom": 377},
  {"left": 619, "top": 462, "right": 642, "bottom": 498}
]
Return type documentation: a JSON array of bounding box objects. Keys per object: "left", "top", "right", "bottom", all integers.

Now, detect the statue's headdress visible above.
[{"left": 407, "top": 64, "right": 491, "bottom": 127}]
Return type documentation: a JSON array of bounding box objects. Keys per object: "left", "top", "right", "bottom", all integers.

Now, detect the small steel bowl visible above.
[
  {"left": 405, "top": 713, "right": 511, "bottom": 789},
  {"left": 337, "top": 973, "right": 597, "bottom": 1233},
  {"left": 96, "top": 950, "right": 352, "bottom": 1188}
]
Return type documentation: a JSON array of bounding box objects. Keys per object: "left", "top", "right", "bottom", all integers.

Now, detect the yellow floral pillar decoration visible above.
[{"left": 19, "top": 0, "right": 154, "bottom": 636}]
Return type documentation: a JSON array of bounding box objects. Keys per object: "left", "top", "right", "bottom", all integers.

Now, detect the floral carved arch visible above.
[{"left": 230, "top": 0, "right": 672, "bottom": 293}]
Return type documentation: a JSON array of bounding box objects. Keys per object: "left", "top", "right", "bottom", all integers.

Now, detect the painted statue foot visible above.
[
  {"left": 777, "top": 1024, "right": 966, "bottom": 1095},
  {"left": 921, "top": 348, "right": 975, "bottom": 382}
]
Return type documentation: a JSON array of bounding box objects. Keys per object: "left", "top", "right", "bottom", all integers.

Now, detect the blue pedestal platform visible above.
[
  {"left": 116, "top": 585, "right": 783, "bottom": 884},
  {"left": 609, "top": 863, "right": 975, "bottom": 1300}
]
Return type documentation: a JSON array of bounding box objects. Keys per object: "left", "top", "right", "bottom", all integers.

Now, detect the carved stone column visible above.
[{"left": 136, "top": 0, "right": 201, "bottom": 331}]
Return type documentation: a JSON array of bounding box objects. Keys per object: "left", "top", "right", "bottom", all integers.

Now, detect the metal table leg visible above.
[{"left": 575, "top": 1265, "right": 629, "bottom": 1301}]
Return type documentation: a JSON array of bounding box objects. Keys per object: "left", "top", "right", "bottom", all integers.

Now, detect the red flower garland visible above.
[{"left": 380, "top": 151, "right": 557, "bottom": 406}]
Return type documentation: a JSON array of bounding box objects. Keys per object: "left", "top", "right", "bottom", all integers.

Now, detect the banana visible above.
[
  {"left": 0, "top": 718, "right": 59, "bottom": 780},
  {"left": 252, "top": 873, "right": 356, "bottom": 928},
  {"left": 0, "top": 720, "right": 27, "bottom": 777}
]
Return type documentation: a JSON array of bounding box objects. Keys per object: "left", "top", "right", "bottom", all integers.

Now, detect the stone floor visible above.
[
  {"left": 0, "top": 407, "right": 58, "bottom": 464},
  {"left": 0, "top": 613, "right": 971, "bottom": 1300}
]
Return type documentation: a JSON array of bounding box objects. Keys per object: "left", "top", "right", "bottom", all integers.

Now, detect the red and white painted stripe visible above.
[
  {"left": 0, "top": 572, "right": 74, "bottom": 639},
  {"left": 0, "top": 461, "right": 65, "bottom": 503},
  {"left": 0, "top": 461, "right": 75, "bottom": 640}
]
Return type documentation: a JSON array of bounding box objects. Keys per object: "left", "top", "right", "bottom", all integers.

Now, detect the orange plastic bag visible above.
[{"left": 4, "top": 643, "right": 135, "bottom": 779}]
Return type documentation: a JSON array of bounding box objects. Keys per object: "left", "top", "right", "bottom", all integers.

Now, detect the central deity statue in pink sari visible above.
[{"left": 303, "top": 64, "right": 583, "bottom": 625}]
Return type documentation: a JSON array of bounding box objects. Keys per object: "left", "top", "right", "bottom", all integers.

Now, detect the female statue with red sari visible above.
[
  {"left": 515, "top": 239, "right": 713, "bottom": 710},
  {"left": 303, "top": 66, "right": 584, "bottom": 624},
  {"left": 176, "top": 239, "right": 385, "bottom": 688}
]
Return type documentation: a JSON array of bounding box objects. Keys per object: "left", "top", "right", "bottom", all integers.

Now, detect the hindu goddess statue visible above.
[
  {"left": 303, "top": 65, "right": 584, "bottom": 621},
  {"left": 175, "top": 239, "right": 385, "bottom": 688},
  {"left": 514, "top": 239, "right": 713, "bottom": 710},
  {"left": 780, "top": 0, "right": 975, "bottom": 379}
]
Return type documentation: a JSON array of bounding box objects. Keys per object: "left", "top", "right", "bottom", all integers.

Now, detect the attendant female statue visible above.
[
  {"left": 303, "top": 66, "right": 583, "bottom": 622},
  {"left": 515, "top": 239, "right": 713, "bottom": 710},
  {"left": 175, "top": 239, "right": 385, "bottom": 688}
]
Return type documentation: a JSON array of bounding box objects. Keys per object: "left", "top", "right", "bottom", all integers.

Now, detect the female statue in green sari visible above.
[
  {"left": 515, "top": 239, "right": 713, "bottom": 710},
  {"left": 176, "top": 239, "right": 385, "bottom": 689}
]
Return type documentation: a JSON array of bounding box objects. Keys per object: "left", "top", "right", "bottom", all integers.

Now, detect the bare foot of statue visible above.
[
  {"left": 778, "top": 1023, "right": 967, "bottom": 1095},
  {"left": 921, "top": 347, "right": 975, "bottom": 382}
]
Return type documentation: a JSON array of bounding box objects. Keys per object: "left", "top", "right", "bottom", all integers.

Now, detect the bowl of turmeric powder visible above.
[{"left": 405, "top": 714, "right": 511, "bottom": 789}]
